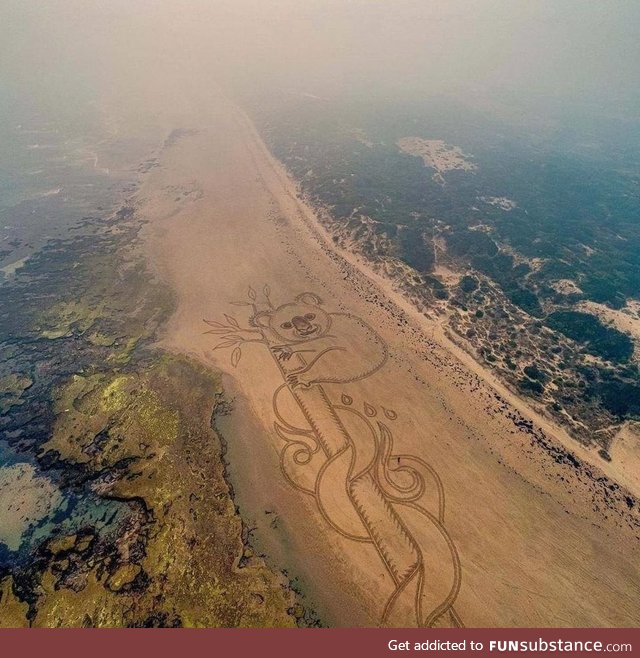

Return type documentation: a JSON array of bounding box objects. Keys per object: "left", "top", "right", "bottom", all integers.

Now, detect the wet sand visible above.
[{"left": 139, "top": 91, "right": 640, "bottom": 627}]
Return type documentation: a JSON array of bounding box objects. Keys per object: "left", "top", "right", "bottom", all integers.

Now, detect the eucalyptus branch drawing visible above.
[{"left": 203, "top": 285, "right": 274, "bottom": 367}]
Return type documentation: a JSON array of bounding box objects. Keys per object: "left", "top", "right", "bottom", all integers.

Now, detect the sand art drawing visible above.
[{"left": 206, "top": 286, "right": 463, "bottom": 627}]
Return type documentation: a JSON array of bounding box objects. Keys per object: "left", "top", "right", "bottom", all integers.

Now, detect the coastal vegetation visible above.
[{"left": 255, "top": 96, "right": 640, "bottom": 451}]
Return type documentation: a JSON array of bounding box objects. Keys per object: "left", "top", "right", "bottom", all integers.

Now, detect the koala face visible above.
[
  {"left": 252, "top": 293, "right": 330, "bottom": 343},
  {"left": 269, "top": 302, "right": 331, "bottom": 343}
]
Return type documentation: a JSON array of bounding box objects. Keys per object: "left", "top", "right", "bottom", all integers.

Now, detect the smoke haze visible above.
[{"left": 2, "top": 1, "right": 639, "bottom": 125}]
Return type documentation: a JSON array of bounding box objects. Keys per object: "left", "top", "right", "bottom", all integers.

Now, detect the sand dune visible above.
[{"left": 139, "top": 91, "right": 640, "bottom": 627}]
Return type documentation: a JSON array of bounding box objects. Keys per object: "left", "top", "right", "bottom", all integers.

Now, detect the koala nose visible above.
[
  {"left": 292, "top": 316, "right": 317, "bottom": 335},
  {"left": 292, "top": 315, "right": 310, "bottom": 329}
]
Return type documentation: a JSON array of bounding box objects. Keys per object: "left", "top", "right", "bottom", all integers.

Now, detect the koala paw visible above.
[
  {"left": 273, "top": 345, "right": 293, "bottom": 362},
  {"left": 286, "top": 373, "right": 313, "bottom": 389}
]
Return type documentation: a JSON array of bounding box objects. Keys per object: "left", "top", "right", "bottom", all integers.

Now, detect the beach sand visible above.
[{"left": 138, "top": 91, "right": 640, "bottom": 627}]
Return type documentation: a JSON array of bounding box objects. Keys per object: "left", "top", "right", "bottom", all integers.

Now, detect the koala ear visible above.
[
  {"left": 251, "top": 310, "right": 272, "bottom": 328},
  {"left": 296, "top": 292, "right": 322, "bottom": 306}
]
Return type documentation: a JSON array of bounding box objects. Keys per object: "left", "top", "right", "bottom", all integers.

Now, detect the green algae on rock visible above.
[
  {"left": 0, "top": 374, "right": 33, "bottom": 415},
  {"left": 0, "top": 197, "right": 300, "bottom": 627},
  {"left": 22, "top": 356, "right": 297, "bottom": 627}
]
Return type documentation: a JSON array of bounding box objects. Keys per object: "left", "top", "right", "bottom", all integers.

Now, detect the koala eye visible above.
[
  {"left": 281, "top": 321, "right": 293, "bottom": 329},
  {"left": 304, "top": 313, "right": 316, "bottom": 320}
]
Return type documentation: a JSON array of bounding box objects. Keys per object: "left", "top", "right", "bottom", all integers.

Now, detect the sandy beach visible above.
[{"left": 138, "top": 91, "right": 640, "bottom": 627}]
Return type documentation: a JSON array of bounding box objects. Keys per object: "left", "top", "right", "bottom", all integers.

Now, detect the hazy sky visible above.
[{"left": 1, "top": 1, "right": 639, "bottom": 124}]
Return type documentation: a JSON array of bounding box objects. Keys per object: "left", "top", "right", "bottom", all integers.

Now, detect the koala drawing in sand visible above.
[
  {"left": 206, "top": 287, "right": 463, "bottom": 627},
  {"left": 252, "top": 292, "right": 388, "bottom": 390}
]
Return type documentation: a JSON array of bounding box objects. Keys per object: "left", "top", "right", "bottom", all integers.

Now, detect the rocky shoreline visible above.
[{"left": 0, "top": 173, "right": 305, "bottom": 626}]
